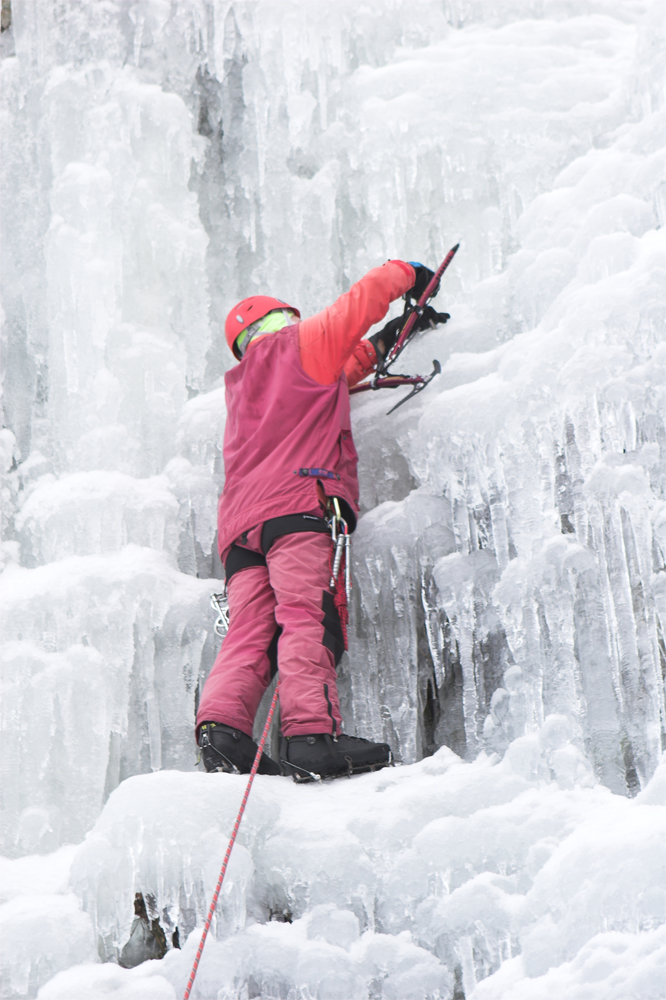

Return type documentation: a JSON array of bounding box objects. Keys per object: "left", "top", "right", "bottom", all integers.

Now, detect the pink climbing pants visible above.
[{"left": 196, "top": 526, "right": 345, "bottom": 739}]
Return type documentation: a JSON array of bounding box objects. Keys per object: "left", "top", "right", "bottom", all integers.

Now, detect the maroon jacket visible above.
[
  {"left": 217, "top": 262, "right": 415, "bottom": 560},
  {"left": 218, "top": 325, "right": 359, "bottom": 559}
]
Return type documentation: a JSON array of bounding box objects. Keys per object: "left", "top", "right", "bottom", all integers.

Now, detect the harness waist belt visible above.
[
  {"left": 224, "top": 513, "right": 331, "bottom": 583},
  {"left": 260, "top": 513, "right": 329, "bottom": 555}
]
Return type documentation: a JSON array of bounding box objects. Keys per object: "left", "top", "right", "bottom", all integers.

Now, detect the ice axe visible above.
[{"left": 350, "top": 243, "right": 459, "bottom": 412}]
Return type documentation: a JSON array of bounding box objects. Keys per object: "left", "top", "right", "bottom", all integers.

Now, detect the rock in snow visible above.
[{"left": 0, "top": 0, "right": 664, "bottom": 998}]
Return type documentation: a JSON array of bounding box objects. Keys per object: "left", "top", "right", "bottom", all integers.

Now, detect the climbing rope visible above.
[{"left": 183, "top": 682, "right": 280, "bottom": 999}]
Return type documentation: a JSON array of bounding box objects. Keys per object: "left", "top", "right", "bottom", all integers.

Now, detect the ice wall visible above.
[
  {"left": 0, "top": 0, "right": 665, "bottom": 996},
  {"left": 9, "top": 752, "right": 665, "bottom": 1000},
  {"left": 308, "top": 0, "right": 664, "bottom": 788},
  {"left": 1, "top": 0, "right": 664, "bottom": 856},
  {"left": 0, "top": 0, "right": 223, "bottom": 858}
]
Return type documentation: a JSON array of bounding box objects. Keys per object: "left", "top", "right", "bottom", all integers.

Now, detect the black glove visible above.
[
  {"left": 368, "top": 306, "right": 450, "bottom": 361},
  {"left": 407, "top": 261, "right": 440, "bottom": 301},
  {"left": 368, "top": 315, "right": 403, "bottom": 360},
  {"left": 417, "top": 304, "right": 450, "bottom": 329}
]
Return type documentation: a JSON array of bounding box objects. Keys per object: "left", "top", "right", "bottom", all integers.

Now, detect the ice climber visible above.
[{"left": 196, "top": 260, "right": 449, "bottom": 781}]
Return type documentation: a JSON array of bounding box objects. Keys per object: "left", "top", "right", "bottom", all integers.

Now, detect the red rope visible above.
[{"left": 183, "top": 682, "right": 280, "bottom": 999}]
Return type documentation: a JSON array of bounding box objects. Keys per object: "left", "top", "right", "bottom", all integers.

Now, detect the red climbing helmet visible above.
[{"left": 225, "top": 296, "right": 301, "bottom": 359}]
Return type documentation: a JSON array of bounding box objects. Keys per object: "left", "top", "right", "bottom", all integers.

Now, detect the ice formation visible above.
[{"left": 0, "top": 0, "right": 664, "bottom": 998}]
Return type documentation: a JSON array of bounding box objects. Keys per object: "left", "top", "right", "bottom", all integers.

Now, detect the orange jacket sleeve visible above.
[{"left": 298, "top": 260, "right": 415, "bottom": 386}]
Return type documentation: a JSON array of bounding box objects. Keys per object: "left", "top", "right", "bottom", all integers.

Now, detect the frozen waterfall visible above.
[{"left": 0, "top": 1, "right": 664, "bottom": 998}]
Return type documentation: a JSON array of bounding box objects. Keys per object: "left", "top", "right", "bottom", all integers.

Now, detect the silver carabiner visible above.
[
  {"left": 328, "top": 497, "right": 351, "bottom": 595},
  {"left": 345, "top": 531, "right": 351, "bottom": 603},
  {"left": 330, "top": 531, "right": 345, "bottom": 589},
  {"left": 328, "top": 497, "right": 343, "bottom": 588},
  {"left": 210, "top": 587, "right": 230, "bottom": 637}
]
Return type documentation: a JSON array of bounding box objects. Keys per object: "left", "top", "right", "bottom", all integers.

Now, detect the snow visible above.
[
  {"left": 0, "top": 845, "right": 77, "bottom": 904},
  {"left": 1, "top": 0, "right": 664, "bottom": 997},
  {"left": 0, "top": 893, "right": 97, "bottom": 999},
  {"left": 25, "top": 751, "right": 666, "bottom": 998}
]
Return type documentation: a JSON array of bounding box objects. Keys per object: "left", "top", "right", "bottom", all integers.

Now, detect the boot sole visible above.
[
  {"left": 280, "top": 751, "right": 393, "bottom": 784},
  {"left": 202, "top": 744, "right": 281, "bottom": 776},
  {"left": 204, "top": 756, "right": 282, "bottom": 776},
  {"left": 202, "top": 748, "right": 242, "bottom": 774}
]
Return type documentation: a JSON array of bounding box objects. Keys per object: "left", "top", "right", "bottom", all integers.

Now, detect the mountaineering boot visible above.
[
  {"left": 199, "top": 721, "right": 282, "bottom": 775},
  {"left": 280, "top": 733, "right": 393, "bottom": 782}
]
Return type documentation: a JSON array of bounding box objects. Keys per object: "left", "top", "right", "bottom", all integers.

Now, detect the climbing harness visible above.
[
  {"left": 183, "top": 682, "right": 280, "bottom": 1000},
  {"left": 350, "top": 242, "right": 459, "bottom": 412}
]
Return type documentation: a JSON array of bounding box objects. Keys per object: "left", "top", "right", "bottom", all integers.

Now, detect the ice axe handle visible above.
[
  {"left": 387, "top": 243, "right": 459, "bottom": 367},
  {"left": 419, "top": 243, "right": 459, "bottom": 306}
]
